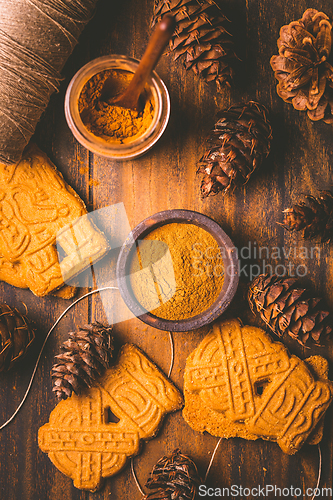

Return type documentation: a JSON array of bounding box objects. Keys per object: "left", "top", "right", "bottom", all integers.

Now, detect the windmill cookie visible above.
[
  {"left": 0, "top": 144, "right": 108, "bottom": 296},
  {"left": 39, "top": 344, "right": 183, "bottom": 491},
  {"left": 183, "top": 319, "right": 333, "bottom": 455}
]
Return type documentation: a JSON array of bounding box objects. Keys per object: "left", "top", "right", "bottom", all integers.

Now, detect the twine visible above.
[{"left": 0, "top": 0, "right": 98, "bottom": 165}]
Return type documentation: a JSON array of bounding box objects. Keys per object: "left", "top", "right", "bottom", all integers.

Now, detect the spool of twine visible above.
[{"left": 0, "top": 0, "right": 98, "bottom": 165}]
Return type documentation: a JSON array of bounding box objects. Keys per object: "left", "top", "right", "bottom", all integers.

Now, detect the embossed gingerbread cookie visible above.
[
  {"left": 183, "top": 319, "right": 333, "bottom": 455},
  {"left": 0, "top": 144, "right": 108, "bottom": 296},
  {"left": 38, "top": 344, "right": 183, "bottom": 491}
]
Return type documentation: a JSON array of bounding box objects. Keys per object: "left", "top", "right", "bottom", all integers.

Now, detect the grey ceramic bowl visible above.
[{"left": 116, "top": 209, "right": 239, "bottom": 332}]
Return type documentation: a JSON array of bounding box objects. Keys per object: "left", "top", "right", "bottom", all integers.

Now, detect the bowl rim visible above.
[{"left": 116, "top": 209, "right": 239, "bottom": 332}]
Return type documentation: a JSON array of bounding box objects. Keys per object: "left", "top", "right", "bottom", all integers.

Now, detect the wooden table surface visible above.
[{"left": 1, "top": 0, "right": 333, "bottom": 498}]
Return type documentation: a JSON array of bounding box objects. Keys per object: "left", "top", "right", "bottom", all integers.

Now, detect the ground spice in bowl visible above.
[
  {"left": 78, "top": 69, "right": 155, "bottom": 144},
  {"left": 129, "top": 222, "right": 225, "bottom": 321}
]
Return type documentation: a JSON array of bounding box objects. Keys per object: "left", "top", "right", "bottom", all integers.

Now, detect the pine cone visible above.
[
  {"left": 52, "top": 323, "right": 113, "bottom": 399},
  {"left": 0, "top": 304, "right": 35, "bottom": 372},
  {"left": 282, "top": 191, "right": 333, "bottom": 242},
  {"left": 197, "top": 101, "right": 272, "bottom": 197},
  {"left": 248, "top": 274, "right": 332, "bottom": 346},
  {"left": 152, "top": 0, "right": 238, "bottom": 90},
  {"left": 144, "top": 448, "right": 201, "bottom": 500},
  {"left": 270, "top": 9, "right": 333, "bottom": 123}
]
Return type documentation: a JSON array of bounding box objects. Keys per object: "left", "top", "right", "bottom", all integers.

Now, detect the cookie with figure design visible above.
[
  {"left": 0, "top": 144, "right": 109, "bottom": 296},
  {"left": 38, "top": 344, "right": 183, "bottom": 491},
  {"left": 183, "top": 318, "right": 333, "bottom": 455}
]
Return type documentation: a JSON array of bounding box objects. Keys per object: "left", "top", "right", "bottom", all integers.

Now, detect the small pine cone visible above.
[
  {"left": 144, "top": 448, "right": 201, "bottom": 500},
  {"left": 248, "top": 274, "right": 332, "bottom": 346},
  {"left": 0, "top": 304, "right": 35, "bottom": 372},
  {"left": 152, "top": 0, "right": 238, "bottom": 90},
  {"left": 52, "top": 323, "right": 113, "bottom": 400},
  {"left": 270, "top": 9, "right": 333, "bottom": 123},
  {"left": 282, "top": 191, "right": 333, "bottom": 242},
  {"left": 197, "top": 101, "right": 272, "bottom": 197}
]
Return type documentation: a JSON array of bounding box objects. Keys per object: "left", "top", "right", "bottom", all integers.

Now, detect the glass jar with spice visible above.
[{"left": 64, "top": 55, "right": 170, "bottom": 160}]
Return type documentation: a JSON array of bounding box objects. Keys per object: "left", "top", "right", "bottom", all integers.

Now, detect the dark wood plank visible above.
[{"left": 1, "top": 0, "right": 333, "bottom": 498}]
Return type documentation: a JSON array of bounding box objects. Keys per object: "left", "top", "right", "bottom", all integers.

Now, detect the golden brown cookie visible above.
[
  {"left": 39, "top": 344, "right": 183, "bottom": 491},
  {"left": 183, "top": 318, "right": 333, "bottom": 455},
  {"left": 0, "top": 144, "right": 108, "bottom": 296}
]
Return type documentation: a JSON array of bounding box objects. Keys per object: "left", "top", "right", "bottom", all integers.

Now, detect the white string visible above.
[
  {"left": 310, "top": 444, "right": 322, "bottom": 500},
  {"left": 168, "top": 331, "right": 174, "bottom": 378},
  {"left": 131, "top": 457, "right": 145, "bottom": 497},
  {"left": 0, "top": 286, "right": 118, "bottom": 430},
  {"left": 204, "top": 437, "right": 222, "bottom": 483}
]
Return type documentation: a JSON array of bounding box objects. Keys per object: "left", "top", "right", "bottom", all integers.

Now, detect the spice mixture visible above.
[
  {"left": 130, "top": 223, "right": 225, "bottom": 320},
  {"left": 78, "top": 69, "right": 155, "bottom": 144}
]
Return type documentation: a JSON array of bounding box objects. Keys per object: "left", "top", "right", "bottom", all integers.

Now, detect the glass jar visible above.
[{"left": 64, "top": 55, "right": 170, "bottom": 160}]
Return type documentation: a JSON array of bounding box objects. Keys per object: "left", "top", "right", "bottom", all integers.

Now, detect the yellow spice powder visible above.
[
  {"left": 78, "top": 69, "right": 155, "bottom": 144},
  {"left": 130, "top": 223, "right": 225, "bottom": 320}
]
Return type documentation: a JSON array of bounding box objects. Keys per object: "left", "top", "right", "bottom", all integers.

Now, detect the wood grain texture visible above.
[{"left": 1, "top": 0, "right": 333, "bottom": 498}]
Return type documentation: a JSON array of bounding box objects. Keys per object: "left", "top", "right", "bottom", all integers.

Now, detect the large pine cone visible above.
[
  {"left": 52, "top": 323, "right": 113, "bottom": 399},
  {"left": 270, "top": 9, "right": 333, "bottom": 123},
  {"left": 144, "top": 448, "right": 201, "bottom": 500},
  {"left": 197, "top": 101, "right": 272, "bottom": 197},
  {"left": 248, "top": 274, "right": 332, "bottom": 346},
  {"left": 0, "top": 304, "right": 35, "bottom": 372},
  {"left": 152, "top": 0, "right": 238, "bottom": 89},
  {"left": 283, "top": 191, "right": 333, "bottom": 242}
]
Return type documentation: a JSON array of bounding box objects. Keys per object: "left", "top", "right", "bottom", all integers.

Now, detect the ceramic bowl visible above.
[{"left": 116, "top": 209, "right": 239, "bottom": 332}]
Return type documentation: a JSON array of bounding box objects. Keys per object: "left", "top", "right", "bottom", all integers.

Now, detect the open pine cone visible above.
[
  {"left": 270, "top": 9, "right": 333, "bottom": 123},
  {"left": 52, "top": 323, "right": 113, "bottom": 399},
  {"left": 197, "top": 101, "right": 272, "bottom": 197},
  {"left": 0, "top": 304, "right": 35, "bottom": 372},
  {"left": 282, "top": 190, "right": 333, "bottom": 242},
  {"left": 144, "top": 448, "right": 201, "bottom": 500},
  {"left": 152, "top": 0, "right": 238, "bottom": 89},
  {"left": 248, "top": 274, "right": 332, "bottom": 346}
]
